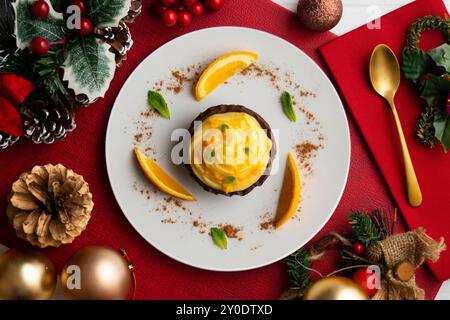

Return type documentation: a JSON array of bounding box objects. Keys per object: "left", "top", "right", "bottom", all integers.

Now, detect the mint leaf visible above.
[
  {"left": 221, "top": 124, "right": 230, "bottom": 132},
  {"left": 428, "top": 43, "right": 450, "bottom": 73},
  {"left": 148, "top": 90, "right": 170, "bottom": 119},
  {"left": 434, "top": 112, "right": 450, "bottom": 152},
  {"left": 280, "top": 91, "right": 296, "bottom": 122},
  {"left": 210, "top": 228, "right": 227, "bottom": 249},
  {"left": 63, "top": 36, "right": 116, "bottom": 100},
  {"left": 244, "top": 147, "right": 250, "bottom": 155},
  {"left": 420, "top": 74, "right": 450, "bottom": 108},
  {"left": 223, "top": 176, "right": 236, "bottom": 184},
  {"left": 402, "top": 49, "right": 432, "bottom": 83},
  {"left": 211, "top": 148, "right": 215, "bottom": 158},
  {"left": 14, "top": 0, "right": 65, "bottom": 49},
  {"left": 89, "top": 0, "right": 132, "bottom": 27}
]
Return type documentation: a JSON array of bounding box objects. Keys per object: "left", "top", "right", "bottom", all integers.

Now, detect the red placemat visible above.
[
  {"left": 320, "top": 0, "right": 450, "bottom": 283},
  {"left": 0, "top": 0, "right": 441, "bottom": 299}
]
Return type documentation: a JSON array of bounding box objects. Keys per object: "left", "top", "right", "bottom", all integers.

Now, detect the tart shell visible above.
[{"left": 186, "top": 105, "right": 276, "bottom": 196}]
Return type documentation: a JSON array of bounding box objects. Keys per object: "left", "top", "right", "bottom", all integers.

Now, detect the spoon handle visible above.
[{"left": 389, "top": 100, "right": 423, "bottom": 207}]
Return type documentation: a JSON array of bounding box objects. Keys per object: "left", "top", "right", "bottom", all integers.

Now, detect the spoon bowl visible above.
[{"left": 370, "top": 45, "right": 401, "bottom": 102}]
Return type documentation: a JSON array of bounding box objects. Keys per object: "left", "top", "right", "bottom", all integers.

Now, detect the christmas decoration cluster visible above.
[{"left": 0, "top": 0, "right": 142, "bottom": 149}]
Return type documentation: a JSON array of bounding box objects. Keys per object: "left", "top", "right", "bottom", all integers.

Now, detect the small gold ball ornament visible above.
[
  {"left": 61, "top": 246, "right": 132, "bottom": 300},
  {"left": 297, "top": 0, "right": 343, "bottom": 32},
  {"left": 304, "top": 276, "right": 369, "bottom": 300},
  {"left": 0, "top": 249, "right": 57, "bottom": 300}
]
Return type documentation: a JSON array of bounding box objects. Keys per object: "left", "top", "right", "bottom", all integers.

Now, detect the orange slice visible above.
[
  {"left": 134, "top": 147, "right": 196, "bottom": 201},
  {"left": 275, "top": 153, "right": 301, "bottom": 229},
  {"left": 195, "top": 51, "right": 258, "bottom": 101}
]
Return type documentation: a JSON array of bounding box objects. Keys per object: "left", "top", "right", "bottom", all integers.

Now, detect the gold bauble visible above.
[
  {"left": 304, "top": 276, "right": 369, "bottom": 300},
  {"left": 61, "top": 246, "right": 132, "bottom": 300},
  {"left": 0, "top": 249, "right": 57, "bottom": 300}
]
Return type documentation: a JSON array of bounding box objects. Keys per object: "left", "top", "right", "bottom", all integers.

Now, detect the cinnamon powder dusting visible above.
[
  {"left": 259, "top": 212, "right": 275, "bottom": 233},
  {"left": 223, "top": 225, "right": 243, "bottom": 240},
  {"left": 295, "top": 140, "right": 323, "bottom": 176}
]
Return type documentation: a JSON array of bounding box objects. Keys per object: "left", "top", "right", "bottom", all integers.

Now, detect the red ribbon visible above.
[{"left": 0, "top": 74, "right": 35, "bottom": 137}]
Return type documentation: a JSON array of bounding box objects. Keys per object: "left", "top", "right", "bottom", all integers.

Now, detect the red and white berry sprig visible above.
[{"left": 155, "top": 0, "right": 225, "bottom": 27}]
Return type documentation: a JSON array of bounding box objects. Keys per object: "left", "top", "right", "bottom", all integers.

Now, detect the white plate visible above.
[{"left": 105, "top": 27, "right": 350, "bottom": 271}]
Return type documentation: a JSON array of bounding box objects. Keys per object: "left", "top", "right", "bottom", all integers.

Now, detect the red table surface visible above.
[{"left": 0, "top": 0, "right": 441, "bottom": 299}]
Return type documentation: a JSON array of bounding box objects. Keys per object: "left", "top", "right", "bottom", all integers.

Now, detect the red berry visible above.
[
  {"left": 177, "top": 11, "right": 192, "bottom": 27},
  {"left": 183, "top": 0, "right": 197, "bottom": 6},
  {"left": 353, "top": 268, "right": 379, "bottom": 297},
  {"left": 162, "top": 10, "right": 178, "bottom": 27},
  {"left": 29, "top": 37, "right": 49, "bottom": 55},
  {"left": 352, "top": 242, "right": 365, "bottom": 255},
  {"left": 160, "top": 0, "right": 175, "bottom": 7},
  {"left": 205, "top": 0, "right": 224, "bottom": 11},
  {"left": 79, "top": 17, "right": 93, "bottom": 36},
  {"left": 72, "top": 0, "right": 87, "bottom": 14},
  {"left": 31, "top": 0, "right": 49, "bottom": 20},
  {"left": 189, "top": 2, "right": 204, "bottom": 16}
]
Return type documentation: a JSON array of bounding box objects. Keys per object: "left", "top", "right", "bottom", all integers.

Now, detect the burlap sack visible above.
[{"left": 367, "top": 228, "right": 446, "bottom": 300}]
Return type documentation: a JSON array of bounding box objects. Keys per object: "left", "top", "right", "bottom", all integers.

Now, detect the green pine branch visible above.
[
  {"left": 348, "top": 210, "right": 382, "bottom": 247},
  {"left": 0, "top": 45, "right": 67, "bottom": 101},
  {"left": 286, "top": 249, "right": 312, "bottom": 292}
]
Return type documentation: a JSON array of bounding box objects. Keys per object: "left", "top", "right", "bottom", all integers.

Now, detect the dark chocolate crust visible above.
[{"left": 186, "top": 105, "right": 276, "bottom": 196}]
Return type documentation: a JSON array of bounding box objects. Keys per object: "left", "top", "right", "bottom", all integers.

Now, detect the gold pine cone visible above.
[{"left": 6, "top": 164, "right": 94, "bottom": 248}]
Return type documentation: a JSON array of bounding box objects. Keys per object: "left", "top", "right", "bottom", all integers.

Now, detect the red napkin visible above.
[
  {"left": 0, "top": 0, "right": 442, "bottom": 299},
  {"left": 320, "top": 0, "right": 450, "bottom": 281}
]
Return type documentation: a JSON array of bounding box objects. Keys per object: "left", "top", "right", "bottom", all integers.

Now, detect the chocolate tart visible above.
[{"left": 186, "top": 104, "right": 276, "bottom": 196}]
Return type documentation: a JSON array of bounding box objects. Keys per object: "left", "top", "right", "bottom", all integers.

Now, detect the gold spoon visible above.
[{"left": 369, "top": 44, "right": 423, "bottom": 207}]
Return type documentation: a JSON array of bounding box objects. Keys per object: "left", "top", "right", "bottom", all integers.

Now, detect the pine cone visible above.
[
  {"left": 0, "top": 132, "right": 19, "bottom": 149},
  {"left": 66, "top": 86, "right": 91, "bottom": 107},
  {"left": 6, "top": 164, "right": 94, "bottom": 248},
  {"left": 95, "top": 21, "right": 133, "bottom": 67},
  {"left": 123, "top": 0, "right": 142, "bottom": 24},
  {"left": 19, "top": 97, "right": 76, "bottom": 144}
]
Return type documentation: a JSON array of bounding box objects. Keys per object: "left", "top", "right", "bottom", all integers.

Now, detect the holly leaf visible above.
[
  {"left": 428, "top": 43, "right": 450, "bottom": 72},
  {"left": 434, "top": 112, "right": 450, "bottom": 152},
  {"left": 13, "top": 0, "right": 65, "bottom": 50},
  {"left": 420, "top": 74, "right": 450, "bottom": 108},
  {"left": 89, "top": 0, "right": 132, "bottom": 27},
  {"left": 402, "top": 49, "right": 432, "bottom": 83},
  {"left": 63, "top": 36, "right": 116, "bottom": 100}
]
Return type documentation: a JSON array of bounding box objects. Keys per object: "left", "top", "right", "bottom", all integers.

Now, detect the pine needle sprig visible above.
[
  {"left": 0, "top": 45, "right": 67, "bottom": 100},
  {"left": 0, "top": 0, "right": 16, "bottom": 58},
  {"left": 348, "top": 210, "right": 382, "bottom": 247},
  {"left": 404, "top": 16, "right": 450, "bottom": 52},
  {"left": 416, "top": 105, "right": 438, "bottom": 147},
  {"left": 286, "top": 249, "right": 312, "bottom": 291}
]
